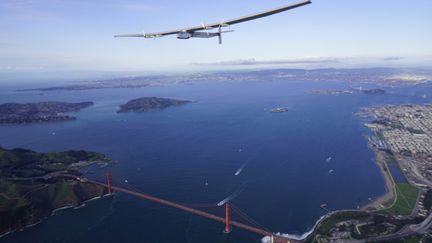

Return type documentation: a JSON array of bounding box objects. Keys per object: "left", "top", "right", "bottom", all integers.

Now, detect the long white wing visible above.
[{"left": 114, "top": 0, "right": 311, "bottom": 38}]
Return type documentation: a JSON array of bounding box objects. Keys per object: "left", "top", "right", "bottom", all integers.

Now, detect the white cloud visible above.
[
  {"left": 192, "top": 57, "right": 340, "bottom": 66},
  {"left": 191, "top": 56, "right": 432, "bottom": 68}
]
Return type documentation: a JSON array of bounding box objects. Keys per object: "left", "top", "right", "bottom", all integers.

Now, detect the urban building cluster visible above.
[{"left": 365, "top": 104, "right": 432, "bottom": 156}]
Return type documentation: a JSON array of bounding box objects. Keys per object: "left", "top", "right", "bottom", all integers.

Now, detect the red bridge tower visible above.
[
  {"left": 106, "top": 172, "right": 113, "bottom": 195},
  {"left": 224, "top": 202, "right": 231, "bottom": 233}
]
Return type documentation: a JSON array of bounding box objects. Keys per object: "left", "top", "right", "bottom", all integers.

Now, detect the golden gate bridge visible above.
[{"left": 80, "top": 172, "right": 300, "bottom": 243}]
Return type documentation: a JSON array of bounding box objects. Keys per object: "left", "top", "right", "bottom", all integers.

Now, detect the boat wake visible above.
[
  {"left": 234, "top": 162, "right": 249, "bottom": 176},
  {"left": 261, "top": 215, "right": 326, "bottom": 242},
  {"left": 217, "top": 184, "right": 246, "bottom": 206}
]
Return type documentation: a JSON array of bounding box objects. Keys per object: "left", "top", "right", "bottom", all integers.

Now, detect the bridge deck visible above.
[{"left": 88, "top": 179, "right": 299, "bottom": 243}]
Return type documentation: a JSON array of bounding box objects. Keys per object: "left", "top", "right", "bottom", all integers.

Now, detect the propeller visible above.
[
  {"left": 142, "top": 31, "right": 155, "bottom": 39},
  {"left": 201, "top": 22, "right": 216, "bottom": 36},
  {"left": 201, "top": 22, "right": 210, "bottom": 37}
]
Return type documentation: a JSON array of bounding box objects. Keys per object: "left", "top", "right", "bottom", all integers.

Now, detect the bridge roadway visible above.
[{"left": 88, "top": 179, "right": 299, "bottom": 243}]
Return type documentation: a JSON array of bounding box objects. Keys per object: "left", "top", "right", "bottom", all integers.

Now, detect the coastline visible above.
[
  {"left": 51, "top": 205, "right": 74, "bottom": 216},
  {"left": 265, "top": 214, "right": 327, "bottom": 242},
  {"left": 0, "top": 182, "right": 109, "bottom": 239},
  {"left": 299, "top": 142, "right": 398, "bottom": 241},
  {"left": 361, "top": 148, "right": 396, "bottom": 211}
]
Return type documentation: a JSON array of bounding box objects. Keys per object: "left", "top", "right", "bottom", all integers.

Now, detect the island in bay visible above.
[
  {"left": 0, "top": 101, "right": 93, "bottom": 124},
  {"left": 0, "top": 146, "right": 111, "bottom": 236},
  {"left": 117, "top": 97, "right": 191, "bottom": 113},
  {"left": 270, "top": 107, "right": 288, "bottom": 113}
]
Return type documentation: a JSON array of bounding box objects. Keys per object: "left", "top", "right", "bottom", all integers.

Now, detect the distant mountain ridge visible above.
[
  {"left": 0, "top": 101, "right": 93, "bottom": 124},
  {"left": 15, "top": 67, "right": 432, "bottom": 92}
]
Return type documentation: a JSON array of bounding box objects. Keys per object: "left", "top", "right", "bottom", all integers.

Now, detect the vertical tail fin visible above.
[{"left": 218, "top": 26, "right": 222, "bottom": 44}]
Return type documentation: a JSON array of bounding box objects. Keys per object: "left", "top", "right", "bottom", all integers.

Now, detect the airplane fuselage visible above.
[{"left": 177, "top": 31, "right": 218, "bottom": 39}]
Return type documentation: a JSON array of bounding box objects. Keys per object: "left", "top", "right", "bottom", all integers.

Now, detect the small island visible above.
[
  {"left": 117, "top": 97, "right": 191, "bottom": 113},
  {"left": 0, "top": 101, "right": 93, "bottom": 124},
  {"left": 0, "top": 146, "right": 111, "bottom": 236},
  {"left": 270, "top": 107, "right": 289, "bottom": 113},
  {"left": 310, "top": 88, "right": 386, "bottom": 95}
]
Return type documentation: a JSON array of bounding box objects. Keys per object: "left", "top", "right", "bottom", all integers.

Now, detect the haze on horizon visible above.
[{"left": 0, "top": 0, "right": 431, "bottom": 82}]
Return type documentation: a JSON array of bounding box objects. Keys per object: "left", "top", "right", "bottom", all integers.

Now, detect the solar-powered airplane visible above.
[{"left": 114, "top": 0, "right": 311, "bottom": 44}]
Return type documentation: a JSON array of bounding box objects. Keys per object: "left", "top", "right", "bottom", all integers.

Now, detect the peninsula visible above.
[
  {"left": 0, "top": 146, "right": 111, "bottom": 236},
  {"left": 0, "top": 101, "right": 93, "bottom": 124},
  {"left": 117, "top": 97, "right": 191, "bottom": 113}
]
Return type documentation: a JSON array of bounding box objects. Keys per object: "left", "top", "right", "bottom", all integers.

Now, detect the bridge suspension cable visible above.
[{"left": 78, "top": 173, "right": 298, "bottom": 243}]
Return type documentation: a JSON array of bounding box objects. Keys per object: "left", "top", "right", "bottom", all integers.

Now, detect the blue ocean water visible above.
[{"left": 0, "top": 80, "right": 431, "bottom": 243}]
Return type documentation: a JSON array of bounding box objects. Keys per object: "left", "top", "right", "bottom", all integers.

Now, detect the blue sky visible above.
[{"left": 0, "top": 0, "right": 431, "bottom": 80}]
